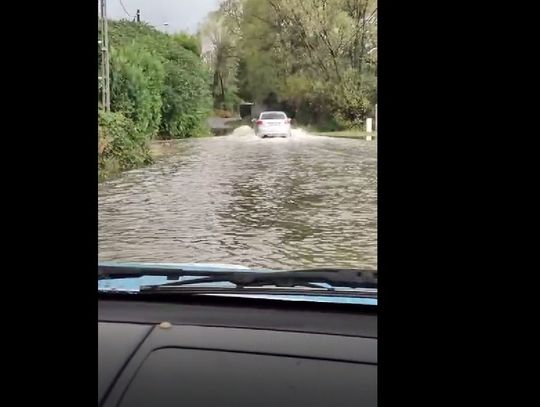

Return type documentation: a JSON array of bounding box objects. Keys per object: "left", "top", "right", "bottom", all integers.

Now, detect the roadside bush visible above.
[
  {"left": 110, "top": 43, "right": 165, "bottom": 138},
  {"left": 159, "top": 44, "right": 212, "bottom": 138},
  {"left": 107, "top": 21, "right": 212, "bottom": 141},
  {"left": 98, "top": 111, "right": 152, "bottom": 180},
  {"left": 98, "top": 20, "right": 213, "bottom": 179},
  {"left": 171, "top": 32, "right": 201, "bottom": 56}
]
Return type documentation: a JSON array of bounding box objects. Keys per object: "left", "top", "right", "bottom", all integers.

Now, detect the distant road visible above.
[{"left": 207, "top": 117, "right": 242, "bottom": 130}]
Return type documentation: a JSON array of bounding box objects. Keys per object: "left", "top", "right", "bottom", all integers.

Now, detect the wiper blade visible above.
[
  {"left": 99, "top": 263, "right": 189, "bottom": 279},
  {"left": 141, "top": 269, "right": 377, "bottom": 291},
  {"left": 98, "top": 263, "right": 377, "bottom": 292}
]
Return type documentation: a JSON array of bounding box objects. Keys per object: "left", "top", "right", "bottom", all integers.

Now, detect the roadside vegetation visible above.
[
  {"left": 201, "top": 0, "right": 377, "bottom": 131},
  {"left": 98, "top": 21, "right": 212, "bottom": 181}
]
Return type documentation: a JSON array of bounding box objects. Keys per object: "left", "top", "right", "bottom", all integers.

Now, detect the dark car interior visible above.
[{"left": 99, "top": 294, "right": 377, "bottom": 407}]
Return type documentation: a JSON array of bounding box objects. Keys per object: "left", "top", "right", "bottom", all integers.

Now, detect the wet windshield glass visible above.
[{"left": 98, "top": 0, "right": 377, "bottom": 279}]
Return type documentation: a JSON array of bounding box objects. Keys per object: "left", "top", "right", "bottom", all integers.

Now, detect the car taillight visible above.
[{"left": 256, "top": 120, "right": 263, "bottom": 125}]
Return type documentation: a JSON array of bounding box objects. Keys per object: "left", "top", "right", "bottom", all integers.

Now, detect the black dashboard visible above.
[{"left": 99, "top": 295, "right": 377, "bottom": 407}]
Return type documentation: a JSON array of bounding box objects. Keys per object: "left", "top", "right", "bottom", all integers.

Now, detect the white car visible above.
[{"left": 253, "top": 111, "right": 292, "bottom": 138}]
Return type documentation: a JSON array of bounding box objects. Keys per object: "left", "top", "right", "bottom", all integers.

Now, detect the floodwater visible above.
[{"left": 99, "top": 127, "right": 377, "bottom": 270}]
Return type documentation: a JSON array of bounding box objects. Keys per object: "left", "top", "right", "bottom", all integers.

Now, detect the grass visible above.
[{"left": 314, "top": 130, "right": 377, "bottom": 140}]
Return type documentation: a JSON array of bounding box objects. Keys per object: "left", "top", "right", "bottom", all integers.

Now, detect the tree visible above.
[
  {"left": 202, "top": 0, "right": 377, "bottom": 128},
  {"left": 201, "top": 8, "right": 241, "bottom": 111}
]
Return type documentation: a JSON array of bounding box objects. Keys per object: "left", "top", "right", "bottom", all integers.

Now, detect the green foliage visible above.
[
  {"left": 202, "top": 0, "right": 377, "bottom": 130},
  {"left": 110, "top": 43, "right": 165, "bottom": 137},
  {"left": 98, "top": 111, "right": 152, "bottom": 180},
  {"left": 172, "top": 32, "right": 201, "bottom": 56},
  {"left": 106, "top": 20, "right": 211, "bottom": 140},
  {"left": 331, "top": 69, "right": 376, "bottom": 128},
  {"left": 98, "top": 20, "right": 213, "bottom": 179},
  {"left": 159, "top": 41, "right": 212, "bottom": 138},
  {"left": 201, "top": 9, "right": 241, "bottom": 110},
  {"left": 223, "top": 85, "right": 242, "bottom": 112}
]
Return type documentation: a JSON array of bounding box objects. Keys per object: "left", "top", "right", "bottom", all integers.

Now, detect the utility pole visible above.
[
  {"left": 136, "top": 9, "right": 140, "bottom": 22},
  {"left": 99, "top": 0, "right": 110, "bottom": 112},
  {"left": 375, "top": 104, "right": 377, "bottom": 132}
]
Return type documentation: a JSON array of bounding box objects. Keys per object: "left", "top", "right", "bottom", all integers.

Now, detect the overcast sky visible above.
[{"left": 106, "top": 0, "right": 220, "bottom": 34}]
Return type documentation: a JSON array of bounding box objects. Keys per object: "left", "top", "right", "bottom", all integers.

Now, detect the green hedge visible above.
[
  {"left": 98, "top": 20, "right": 212, "bottom": 180},
  {"left": 98, "top": 111, "right": 152, "bottom": 181}
]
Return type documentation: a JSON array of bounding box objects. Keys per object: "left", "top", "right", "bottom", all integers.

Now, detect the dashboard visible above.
[{"left": 99, "top": 296, "right": 377, "bottom": 407}]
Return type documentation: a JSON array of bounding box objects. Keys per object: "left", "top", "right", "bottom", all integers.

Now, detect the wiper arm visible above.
[
  {"left": 141, "top": 269, "right": 377, "bottom": 291},
  {"left": 99, "top": 263, "right": 377, "bottom": 292}
]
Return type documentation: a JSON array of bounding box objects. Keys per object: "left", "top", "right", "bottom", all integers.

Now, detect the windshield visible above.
[{"left": 98, "top": 0, "right": 377, "bottom": 299}]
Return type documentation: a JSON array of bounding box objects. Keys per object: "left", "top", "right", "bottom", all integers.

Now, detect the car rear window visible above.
[{"left": 261, "top": 112, "right": 287, "bottom": 120}]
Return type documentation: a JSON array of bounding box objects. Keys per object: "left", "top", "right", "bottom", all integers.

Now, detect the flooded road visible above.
[{"left": 99, "top": 127, "right": 377, "bottom": 270}]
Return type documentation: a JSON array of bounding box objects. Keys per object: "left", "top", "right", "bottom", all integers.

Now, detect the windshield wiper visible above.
[
  {"left": 141, "top": 269, "right": 377, "bottom": 291},
  {"left": 99, "top": 263, "right": 376, "bottom": 292}
]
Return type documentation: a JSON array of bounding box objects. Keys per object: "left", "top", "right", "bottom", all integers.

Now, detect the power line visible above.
[{"left": 118, "top": 0, "right": 132, "bottom": 18}]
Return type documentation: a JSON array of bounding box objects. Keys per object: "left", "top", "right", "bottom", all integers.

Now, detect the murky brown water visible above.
[{"left": 99, "top": 127, "right": 377, "bottom": 270}]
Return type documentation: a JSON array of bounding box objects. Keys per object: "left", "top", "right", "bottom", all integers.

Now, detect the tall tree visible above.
[{"left": 202, "top": 0, "right": 377, "bottom": 127}]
